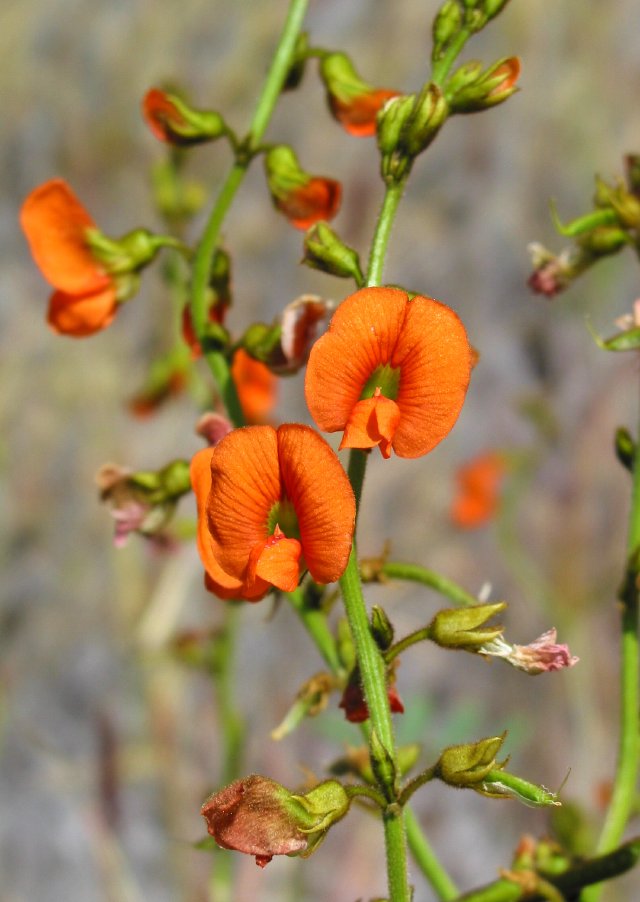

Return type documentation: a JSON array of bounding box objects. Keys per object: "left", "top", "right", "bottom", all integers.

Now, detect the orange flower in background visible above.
[
  {"left": 142, "top": 88, "right": 227, "bottom": 146},
  {"left": 272, "top": 178, "right": 342, "bottom": 231},
  {"left": 320, "top": 52, "right": 399, "bottom": 138},
  {"left": 305, "top": 287, "right": 472, "bottom": 459},
  {"left": 329, "top": 89, "right": 399, "bottom": 138},
  {"left": 20, "top": 179, "right": 117, "bottom": 336},
  {"left": 450, "top": 451, "right": 506, "bottom": 529},
  {"left": 190, "top": 424, "right": 356, "bottom": 601},
  {"left": 264, "top": 145, "right": 341, "bottom": 230},
  {"left": 231, "top": 349, "right": 278, "bottom": 423}
]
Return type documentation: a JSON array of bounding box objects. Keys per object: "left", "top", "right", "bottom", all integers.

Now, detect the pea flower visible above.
[
  {"left": 20, "top": 179, "right": 168, "bottom": 337},
  {"left": 142, "top": 88, "right": 227, "bottom": 146},
  {"left": 201, "top": 775, "right": 351, "bottom": 867},
  {"left": 450, "top": 451, "right": 506, "bottom": 528},
  {"left": 190, "top": 424, "right": 356, "bottom": 600},
  {"left": 20, "top": 179, "right": 118, "bottom": 336},
  {"left": 305, "top": 287, "right": 472, "bottom": 458},
  {"left": 264, "top": 146, "right": 341, "bottom": 230},
  {"left": 319, "top": 52, "right": 399, "bottom": 138}
]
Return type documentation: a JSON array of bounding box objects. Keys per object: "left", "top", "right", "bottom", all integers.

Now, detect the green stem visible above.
[
  {"left": 348, "top": 448, "right": 369, "bottom": 514},
  {"left": 386, "top": 627, "right": 432, "bottom": 664},
  {"left": 431, "top": 27, "right": 473, "bottom": 87},
  {"left": 366, "top": 180, "right": 406, "bottom": 288},
  {"left": 583, "top": 406, "right": 640, "bottom": 902},
  {"left": 405, "top": 807, "right": 459, "bottom": 901},
  {"left": 380, "top": 561, "right": 479, "bottom": 607},
  {"left": 286, "top": 587, "right": 343, "bottom": 674},
  {"left": 208, "top": 605, "right": 244, "bottom": 902},
  {"left": 398, "top": 765, "right": 437, "bottom": 807},
  {"left": 190, "top": 0, "right": 309, "bottom": 421}
]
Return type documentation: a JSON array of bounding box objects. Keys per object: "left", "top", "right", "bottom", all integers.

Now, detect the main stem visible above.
[
  {"left": 584, "top": 395, "right": 640, "bottom": 902},
  {"left": 190, "top": 0, "right": 309, "bottom": 416}
]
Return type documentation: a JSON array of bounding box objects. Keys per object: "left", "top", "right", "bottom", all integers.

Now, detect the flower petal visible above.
[
  {"left": 305, "top": 287, "right": 408, "bottom": 432},
  {"left": 207, "top": 427, "right": 281, "bottom": 582},
  {"left": 47, "top": 285, "right": 118, "bottom": 337},
  {"left": 190, "top": 446, "right": 268, "bottom": 601},
  {"left": 276, "top": 178, "right": 342, "bottom": 230},
  {"left": 231, "top": 349, "right": 277, "bottom": 423},
  {"left": 276, "top": 424, "right": 355, "bottom": 584},
  {"left": 391, "top": 296, "right": 472, "bottom": 458},
  {"left": 330, "top": 89, "right": 399, "bottom": 137},
  {"left": 340, "top": 392, "right": 400, "bottom": 458},
  {"left": 250, "top": 530, "right": 302, "bottom": 593},
  {"left": 20, "top": 179, "right": 110, "bottom": 294}
]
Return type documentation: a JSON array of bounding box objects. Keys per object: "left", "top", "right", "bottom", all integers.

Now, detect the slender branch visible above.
[
  {"left": 583, "top": 395, "right": 640, "bottom": 901},
  {"left": 405, "top": 807, "right": 459, "bottom": 901},
  {"left": 190, "top": 0, "right": 310, "bottom": 419},
  {"left": 366, "top": 179, "right": 406, "bottom": 288},
  {"left": 380, "top": 561, "right": 479, "bottom": 607},
  {"left": 286, "top": 587, "right": 343, "bottom": 675}
]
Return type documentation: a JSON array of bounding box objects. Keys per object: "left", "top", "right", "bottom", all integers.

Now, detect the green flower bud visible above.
[
  {"left": 370, "top": 728, "right": 398, "bottom": 800},
  {"left": 480, "top": 769, "right": 560, "bottom": 807},
  {"left": 303, "top": 222, "right": 364, "bottom": 283},
  {"left": 401, "top": 83, "right": 449, "bottom": 157},
  {"left": 432, "top": 0, "right": 463, "bottom": 60},
  {"left": 429, "top": 602, "right": 506, "bottom": 649},
  {"left": 615, "top": 426, "right": 635, "bottom": 472},
  {"left": 448, "top": 57, "right": 520, "bottom": 114},
  {"left": 370, "top": 605, "right": 395, "bottom": 650},
  {"left": 436, "top": 733, "right": 506, "bottom": 787}
]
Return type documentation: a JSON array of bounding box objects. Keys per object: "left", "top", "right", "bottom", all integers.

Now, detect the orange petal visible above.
[
  {"left": 451, "top": 452, "right": 505, "bottom": 528},
  {"left": 391, "top": 296, "right": 472, "bottom": 458},
  {"left": 20, "top": 179, "right": 110, "bottom": 294},
  {"left": 330, "top": 89, "right": 399, "bottom": 137},
  {"left": 276, "top": 178, "right": 342, "bottom": 230},
  {"left": 339, "top": 391, "right": 401, "bottom": 459},
  {"left": 207, "top": 427, "right": 281, "bottom": 583},
  {"left": 190, "top": 446, "right": 268, "bottom": 601},
  {"left": 142, "top": 89, "right": 185, "bottom": 143},
  {"left": 248, "top": 529, "right": 302, "bottom": 593},
  {"left": 305, "top": 286, "right": 408, "bottom": 434},
  {"left": 231, "top": 349, "right": 277, "bottom": 423},
  {"left": 276, "top": 424, "right": 355, "bottom": 584},
  {"left": 47, "top": 285, "right": 118, "bottom": 337}
]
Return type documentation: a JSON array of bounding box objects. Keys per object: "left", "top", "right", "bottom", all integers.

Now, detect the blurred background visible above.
[{"left": 3, "top": 0, "right": 640, "bottom": 899}]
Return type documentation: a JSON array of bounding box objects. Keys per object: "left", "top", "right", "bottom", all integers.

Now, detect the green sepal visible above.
[
  {"left": 369, "top": 728, "right": 397, "bottom": 800},
  {"left": 615, "top": 426, "right": 635, "bottom": 473}
]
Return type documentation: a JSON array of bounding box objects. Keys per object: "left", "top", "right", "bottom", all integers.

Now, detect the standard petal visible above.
[
  {"left": 20, "top": 179, "right": 110, "bottom": 294},
  {"left": 392, "top": 296, "right": 471, "bottom": 458},
  {"left": 47, "top": 286, "right": 118, "bottom": 337},
  {"left": 276, "top": 424, "right": 355, "bottom": 584},
  {"left": 191, "top": 446, "right": 268, "bottom": 600},
  {"left": 207, "top": 427, "right": 281, "bottom": 581},
  {"left": 305, "top": 287, "right": 408, "bottom": 433}
]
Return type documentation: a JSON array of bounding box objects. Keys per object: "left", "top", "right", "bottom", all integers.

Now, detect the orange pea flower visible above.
[
  {"left": 305, "top": 287, "right": 472, "bottom": 459},
  {"left": 231, "top": 349, "right": 278, "bottom": 424},
  {"left": 264, "top": 146, "right": 341, "bottom": 230},
  {"left": 142, "top": 88, "right": 226, "bottom": 146},
  {"left": 190, "top": 424, "right": 355, "bottom": 601},
  {"left": 320, "top": 52, "right": 398, "bottom": 138},
  {"left": 20, "top": 179, "right": 117, "bottom": 336},
  {"left": 450, "top": 451, "right": 506, "bottom": 529}
]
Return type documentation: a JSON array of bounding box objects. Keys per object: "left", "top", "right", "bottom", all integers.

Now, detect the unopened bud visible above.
[
  {"left": 370, "top": 728, "right": 397, "bottom": 799},
  {"left": 320, "top": 52, "right": 399, "bottom": 138},
  {"left": 615, "top": 426, "right": 635, "bottom": 473},
  {"left": 432, "top": 0, "right": 463, "bottom": 60},
  {"left": 429, "top": 602, "right": 506, "bottom": 649},
  {"left": 402, "top": 83, "right": 448, "bottom": 158},
  {"left": 436, "top": 733, "right": 506, "bottom": 787},
  {"left": 142, "top": 88, "right": 228, "bottom": 146},
  {"left": 371, "top": 605, "right": 395, "bottom": 650},
  {"left": 303, "top": 222, "right": 364, "bottom": 283},
  {"left": 264, "top": 145, "right": 341, "bottom": 230},
  {"left": 448, "top": 56, "right": 520, "bottom": 114},
  {"left": 283, "top": 32, "right": 309, "bottom": 91}
]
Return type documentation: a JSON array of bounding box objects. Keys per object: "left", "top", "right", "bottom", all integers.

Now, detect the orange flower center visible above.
[{"left": 340, "top": 388, "right": 401, "bottom": 459}]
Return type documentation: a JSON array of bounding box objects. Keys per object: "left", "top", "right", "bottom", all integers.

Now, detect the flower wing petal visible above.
[
  {"left": 305, "top": 287, "right": 407, "bottom": 432},
  {"left": 392, "top": 296, "right": 471, "bottom": 458},
  {"left": 20, "top": 179, "right": 110, "bottom": 294},
  {"left": 207, "top": 426, "right": 281, "bottom": 581},
  {"left": 276, "top": 424, "right": 355, "bottom": 584},
  {"left": 47, "top": 286, "right": 118, "bottom": 337}
]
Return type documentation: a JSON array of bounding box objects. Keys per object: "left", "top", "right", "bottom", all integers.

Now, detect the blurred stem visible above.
[
  {"left": 431, "top": 27, "right": 473, "bottom": 86},
  {"left": 405, "top": 807, "right": 459, "bottom": 900},
  {"left": 208, "top": 605, "right": 245, "bottom": 902},
  {"left": 380, "top": 561, "right": 479, "bottom": 607},
  {"left": 366, "top": 179, "right": 406, "bottom": 288},
  {"left": 190, "top": 0, "right": 309, "bottom": 423},
  {"left": 583, "top": 398, "right": 640, "bottom": 901},
  {"left": 286, "top": 587, "right": 343, "bottom": 674}
]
